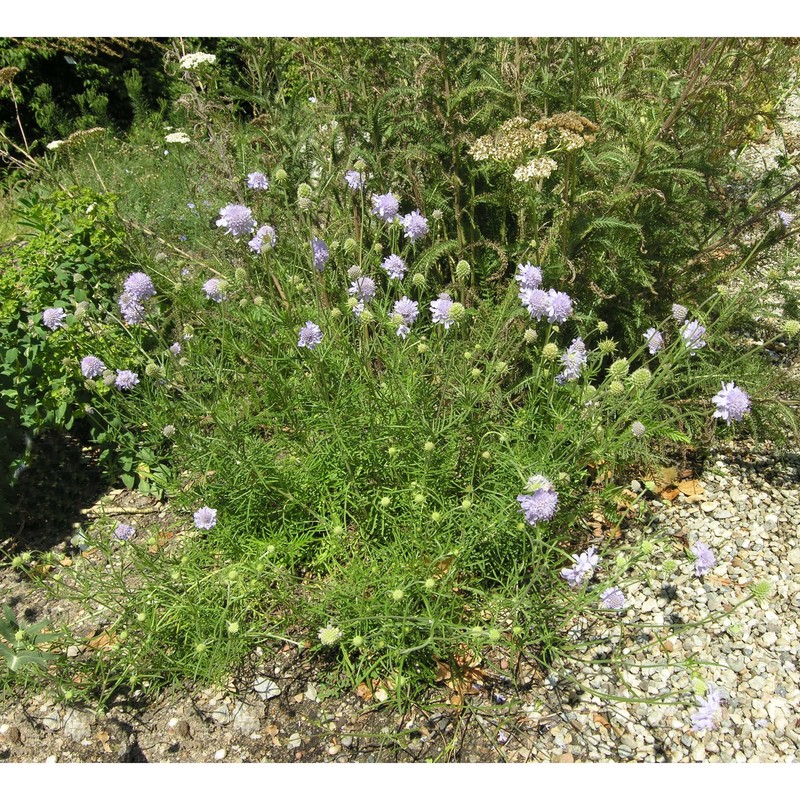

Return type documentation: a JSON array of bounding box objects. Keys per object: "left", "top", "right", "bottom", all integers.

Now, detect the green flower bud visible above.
[
  {"left": 448, "top": 302, "right": 465, "bottom": 322},
  {"left": 330, "top": 307, "right": 342, "bottom": 318},
  {"left": 413, "top": 493, "right": 426, "bottom": 505},
  {"left": 430, "top": 511, "right": 442, "bottom": 523},
  {"left": 332, "top": 525, "right": 344, "bottom": 536},
  {"left": 487, "top": 628, "right": 501, "bottom": 643},
  {"left": 424, "top": 441, "right": 435, "bottom": 452},
  {"left": 227, "top": 621, "right": 239, "bottom": 635},
  {"left": 372, "top": 242, "right": 383, "bottom": 255},
  {"left": 196, "top": 642, "right": 207, "bottom": 653},
  {"left": 351, "top": 634, "right": 364, "bottom": 648},
  {"left": 379, "top": 496, "right": 391, "bottom": 508},
  {"left": 598, "top": 338, "right": 618, "bottom": 355},
  {"left": 608, "top": 358, "right": 629, "bottom": 378},
  {"left": 388, "top": 446, "right": 398, "bottom": 457},
  {"left": 411, "top": 273, "right": 427, "bottom": 289},
  {"left": 542, "top": 343, "right": 560, "bottom": 361},
  {"left": 596, "top": 320, "right": 609, "bottom": 333},
  {"left": 461, "top": 498, "right": 472, "bottom": 510},
  {"left": 234, "top": 267, "right": 247, "bottom": 283},
  {"left": 344, "top": 238, "right": 357, "bottom": 254},
  {"left": 136, "top": 612, "right": 146, "bottom": 622},
  {"left": 482, "top": 450, "right": 491, "bottom": 460},
  {"left": 390, "top": 589, "right": 404, "bottom": 601},
  {"left": 253, "top": 295, "right": 264, "bottom": 306},
  {"left": 629, "top": 367, "right": 652, "bottom": 389},
  {"left": 750, "top": 579, "right": 772, "bottom": 601},
  {"left": 297, "top": 182, "right": 313, "bottom": 198},
  {"left": 455, "top": 260, "right": 471, "bottom": 281},
  {"left": 353, "top": 158, "right": 367, "bottom": 172},
  {"left": 471, "top": 367, "right": 482, "bottom": 378},
  {"left": 417, "top": 342, "right": 428, "bottom": 354},
  {"left": 609, "top": 379, "right": 625, "bottom": 396},
  {"left": 424, "top": 578, "right": 436, "bottom": 590},
  {"left": 359, "top": 308, "right": 374, "bottom": 324},
  {"left": 273, "top": 168, "right": 288, "bottom": 183}
]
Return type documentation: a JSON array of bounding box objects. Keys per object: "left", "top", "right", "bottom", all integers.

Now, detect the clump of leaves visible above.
[{"left": 0, "top": 603, "right": 62, "bottom": 673}]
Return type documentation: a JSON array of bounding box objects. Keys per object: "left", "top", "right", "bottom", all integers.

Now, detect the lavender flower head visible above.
[
  {"left": 81, "top": 355, "right": 106, "bottom": 378},
  {"left": 311, "top": 237, "right": 330, "bottom": 271},
  {"left": 249, "top": 225, "right": 277, "bottom": 254},
  {"left": 400, "top": 210, "right": 429, "bottom": 242},
  {"left": 430, "top": 293, "right": 455, "bottom": 329},
  {"left": 115, "top": 369, "right": 139, "bottom": 390},
  {"left": 778, "top": 210, "right": 795, "bottom": 228},
  {"left": 381, "top": 253, "right": 407, "bottom": 281},
  {"left": 216, "top": 204, "right": 257, "bottom": 238},
  {"left": 349, "top": 276, "right": 377, "bottom": 303},
  {"left": 691, "top": 541, "right": 716, "bottom": 576},
  {"left": 203, "top": 278, "right": 227, "bottom": 303},
  {"left": 712, "top": 381, "right": 751, "bottom": 425},
  {"left": 170, "top": 342, "right": 182, "bottom": 355},
  {"left": 517, "top": 475, "right": 559, "bottom": 526},
  {"left": 600, "top": 586, "right": 625, "bottom": 610},
  {"left": 546, "top": 289, "right": 574, "bottom": 324},
  {"left": 672, "top": 303, "right": 688, "bottom": 323},
  {"left": 298, "top": 321, "right": 324, "bottom": 350},
  {"left": 344, "top": 169, "right": 364, "bottom": 191},
  {"left": 515, "top": 262, "right": 543, "bottom": 291},
  {"left": 370, "top": 192, "right": 399, "bottom": 223},
  {"left": 519, "top": 287, "right": 549, "bottom": 321},
  {"left": 114, "top": 523, "right": 136, "bottom": 541},
  {"left": 691, "top": 685, "right": 724, "bottom": 732},
  {"left": 558, "top": 337, "right": 587, "bottom": 382},
  {"left": 123, "top": 271, "right": 156, "bottom": 302},
  {"left": 560, "top": 545, "right": 599, "bottom": 588},
  {"left": 193, "top": 506, "right": 217, "bottom": 530},
  {"left": 118, "top": 292, "right": 146, "bottom": 325},
  {"left": 644, "top": 327, "right": 663, "bottom": 355},
  {"left": 631, "top": 421, "right": 646, "bottom": 438},
  {"left": 247, "top": 171, "right": 269, "bottom": 190},
  {"left": 681, "top": 319, "right": 707, "bottom": 353},
  {"left": 42, "top": 307, "right": 67, "bottom": 331},
  {"left": 393, "top": 296, "right": 419, "bottom": 326}
]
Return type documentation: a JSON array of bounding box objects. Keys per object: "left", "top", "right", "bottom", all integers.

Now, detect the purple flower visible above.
[
  {"left": 560, "top": 546, "right": 599, "bottom": 588},
  {"left": 712, "top": 381, "right": 751, "bottom": 426},
  {"left": 644, "top": 327, "right": 663, "bottom": 355},
  {"left": 515, "top": 262, "right": 543, "bottom": 291},
  {"left": 42, "top": 307, "right": 67, "bottom": 331},
  {"left": 187, "top": 202, "right": 196, "bottom": 209},
  {"left": 118, "top": 292, "right": 146, "bottom": 325},
  {"left": 114, "top": 523, "right": 136, "bottom": 541},
  {"left": 216, "top": 204, "right": 257, "bottom": 238},
  {"left": 203, "top": 278, "right": 227, "bottom": 303},
  {"left": 247, "top": 171, "right": 269, "bottom": 190},
  {"left": 672, "top": 303, "right": 688, "bottom": 323},
  {"left": 170, "top": 342, "right": 182, "bottom": 355},
  {"left": 114, "top": 369, "right": 139, "bottom": 390},
  {"left": 311, "top": 237, "right": 329, "bottom": 271},
  {"left": 81, "top": 355, "right": 106, "bottom": 378},
  {"left": 691, "top": 541, "right": 716, "bottom": 576},
  {"left": 393, "top": 296, "right": 419, "bottom": 325},
  {"left": 298, "top": 321, "right": 324, "bottom": 350},
  {"left": 546, "top": 289, "right": 573, "bottom": 324},
  {"left": 381, "top": 254, "right": 407, "bottom": 281},
  {"left": 249, "top": 225, "right": 277, "bottom": 254},
  {"left": 396, "top": 324, "right": 411, "bottom": 339},
  {"left": 691, "top": 685, "right": 724, "bottom": 732},
  {"left": 123, "top": 272, "right": 156, "bottom": 302},
  {"left": 400, "top": 210, "right": 429, "bottom": 242},
  {"left": 370, "top": 192, "right": 399, "bottom": 223},
  {"left": 558, "top": 337, "right": 587, "bottom": 382},
  {"left": 349, "top": 276, "right": 377, "bottom": 303},
  {"left": 344, "top": 170, "right": 364, "bottom": 191},
  {"left": 778, "top": 210, "right": 794, "bottom": 228},
  {"left": 681, "top": 320, "right": 707, "bottom": 353},
  {"left": 519, "top": 287, "right": 549, "bottom": 321},
  {"left": 517, "top": 475, "right": 558, "bottom": 527},
  {"left": 193, "top": 506, "right": 217, "bottom": 530},
  {"left": 430, "top": 293, "right": 455, "bottom": 329},
  {"left": 600, "top": 586, "right": 625, "bottom": 610},
  {"left": 631, "top": 421, "right": 646, "bottom": 438}
]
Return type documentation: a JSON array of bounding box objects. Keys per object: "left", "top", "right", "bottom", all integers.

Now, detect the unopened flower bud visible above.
[
  {"left": 609, "top": 379, "right": 625, "bottom": 396},
  {"left": 608, "top": 358, "right": 629, "bottom": 378},
  {"left": 273, "top": 167, "right": 288, "bottom": 184},
  {"left": 455, "top": 260, "right": 471, "bottom": 281},
  {"left": 598, "top": 338, "right": 617, "bottom": 355},
  {"left": 629, "top": 367, "right": 652, "bottom": 388}
]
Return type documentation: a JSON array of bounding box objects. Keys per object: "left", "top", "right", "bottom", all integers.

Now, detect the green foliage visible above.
[{"left": 0, "top": 604, "right": 62, "bottom": 674}]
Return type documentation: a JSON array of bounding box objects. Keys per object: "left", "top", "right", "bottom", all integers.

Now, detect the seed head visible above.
[
  {"left": 411, "top": 272, "right": 427, "bottom": 289},
  {"left": 608, "top": 358, "right": 629, "bottom": 378},
  {"left": 596, "top": 320, "right": 608, "bottom": 333},
  {"left": 523, "top": 328, "right": 537, "bottom": 344},
  {"left": 344, "top": 238, "right": 357, "bottom": 254},
  {"left": 782, "top": 319, "right": 799, "bottom": 337},
  {"left": 318, "top": 625, "right": 343, "bottom": 645},
  {"left": 390, "top": 589, "right": 405, "bottom": 601},
  {"left": 542, "top": 343, "right": 559, "bottom": 361},
  {"left": 455, "top": 260, "right": 471, "bottom": 281},
  {"left": 273, "top": 168, "right": 288, "bottom": 183},
  {"left": 750, "top": 580, "right": 772, "bottom": 601},
  {"left": 629, "top": 367, "right": 652, "bottom": 388},
  {"left": 598, "top": 338, "right": 618, "bottom": 355},
  {"left": 609, "top": 380, "right": 625, "bottom": 396}
]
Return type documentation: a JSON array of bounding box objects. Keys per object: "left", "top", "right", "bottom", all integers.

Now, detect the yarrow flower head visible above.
[
  {"left": 344, "top": 169, "right": 364, "bottom": 191},
  {"left": 672, "top": 303, "right": 688, "bottom": 323},
  {"left": 247, "top": 171, "right": 269, "bottom": 190},
  {"left": 114, "top": 523, "right": 136, "bottom": 541},
  {"left": 164, "top": 131, "right": 190, "bottom": 144},
  {"left": 691, "top": 541, "right": 716, "bottom": 576},
  {"left": 691, "top": 685, "right": 724, "bottom": 732},
  {"left": 558, "top": 337, "right": 587, "bottom": 382},
  {"left": 370, "top": 192, "right": 400, "bottom": 223},
  {"left": 203, "top": 278, "right": 228, "bottom": 303},
  {"left": 600, "top": 586, "right": 625, "bottom": 610},
  {"left": 216, "top": 204, "right": 257, "bottom": 238},
  {"left": 517, "top": 475, "right": 559, "bottom": 526},
  {"left": 381, "top": 253, "right": 407, "bottom": 281},
  {"left": 42, "top": 307, "right": 67, "bottom": 331},
  {"left": 114, "top": 370, "right": 139, "bottom": 390},
  {"left": 560, "top": 546, "right": 599, "bottom": 588},
  {"left": 311, "top": 237, "right": 330, "bottom": 271},
  {"left": 179, "top": 52, "right": 216, "bottom": 70},
  {"left": 81, "top": 355, "right": 105, "bottom": 378},
  {"left": 400, "top": 210, "right": 429, "bottom": 242},
  {"left": 194, "top": 506, "right": 217, "bottom": 530},
  {"left": 644, "top": 327, "right": 663, "bottom": 354},
  {"left": 681, "top": 320, "right": 707, "bottom": 353},
  {"left": 124, "top": 272, "right": 156, "bottom": 302},
  {"left": 298, "top": 321, "right": 324, "bottom": 350},
  {"left": 712, "top": 381, "right": 751, "bottom": 426},
  {"left": 349, "top": 276, "right": 377, "bottom": 303},
  {"left": 515, "top": 262, "right": 543, "bottom": 291}
]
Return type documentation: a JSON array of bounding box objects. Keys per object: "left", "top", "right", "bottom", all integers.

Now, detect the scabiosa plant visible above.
[
  {"left": 546, "top": 289, "right": 574, "bottom": 324},
  {"left": 318, "top": 625, "right": 343, "bottom": 646},
  {"left": 393, "top": 296, "right": 419, "bottom": 326},
  {"left": 114, "top": 370, "right": 139, "bottom": 390},
  {"left": 42, "top": 307, "right": 67, "bottom": 330},
  {"left": 400, "top": 210, "right": 429, "bottom": 242},
  {"left": 712, "top": 382, "right": 751, "bottom": 425},
  {"left": 517, "top": 475, "right": 559, "bottom": 526},
  {"left": 114, "top": 523, "right": 136, "bottom": 541},
  {"left": 778, "top": 210, "right": 795, "bottom": 228},
  {"left": 249, "top": 225, "right": 277, "bottom": 254},
  {"left": 681, "top": 320, "right": 707, "bottom": 353},
  {"left": 430, "top": 293, "right": 455, "bottom": 329},
  {"left": 519, "top": 287, "right": 549, "bottom": 321},
  {"left": 170, "top": 342, "right": 181, "bottom": 355},
  {"left": 672, "top": 303, "right": 688, "bottom": 323},
  {"left": 118, "top": 292, "right": 146, "bottom": 325},
  {"left": 370, "top": 192, "right": 399, "bottom": 222},
  {"left": 643, "top": 327, "right": 663, "bottom": 354},
  {"left": 558, "top": 337, "right": 587, "bottom": 382},
  {"left": 631, "top": 421, "right": 646, "bottom": 438},
  {"left": 515, "top": 262, "right": 543, "bottom": 290},
  {"left": 123, "top": 271, "right": 156, "bottom": 302},
  {"left": 560, "top": 546, "right": 599, "bottom": 588},
  {"left": 247, "top": 171, "right": 269, "bottom": 190},
  {"left": 381, "top": 254, "right": 407, "bottom": 281},
  {"left": 216, "top": 204, "right": 257, "bottom": 238},
  {"left": 298, "top": 321, "right": 324, "bottom": 350},
  {"left": 203, "top": 278, "right": 227, "bottom": 303},
  {"left": 80, "top": 355, "right": 105, "bottom": 378},
  {"left": 311, "top": 237, "right": 330, "bottom": 271},
  {"left": 193, "top": 506, "right": 218, "bottom": 530},
  {"left": 691, "top": 685, "right": 724, "bottom": 732},
  {"left": 600, "top": 587, "right": 625, "bottom": 610},
  {"left": 348, "top": 276, "right": 377, "bottom": 303},
  {"left": 691, "top": 541, "right": 716, "bottom": 576},
  {"left": 344, "top": 169, "right": 364, "bottom": 191}
]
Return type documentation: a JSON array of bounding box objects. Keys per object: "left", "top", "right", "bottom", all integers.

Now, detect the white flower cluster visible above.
[
  {"left": 165, "top": 131, "right": 191, "bottom": 144},
  {"left": 179, "top": 52, "right": 217, "bottom": 70},
  {"left": 469, "top": 117, "right": 547, "bottom": 163},
  {"left": 513, "top": 156, "right": 558, "bottom": 183},
  {"left": 46, "top": 140, "right": 64, "bottom": 150}
]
